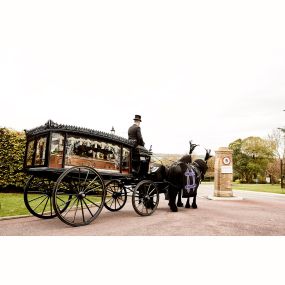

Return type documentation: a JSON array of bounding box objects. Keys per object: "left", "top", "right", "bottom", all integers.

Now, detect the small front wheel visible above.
[
  {"left": 104, "top": 180, "right": 127, "bottom": 212},
  {"left": 132, "top": 180, "right": 159, "bottom": 216}
]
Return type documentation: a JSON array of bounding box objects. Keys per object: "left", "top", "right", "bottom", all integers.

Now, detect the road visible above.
[{"left": 1, "top": 184, "right": 285, "bottom": 235}]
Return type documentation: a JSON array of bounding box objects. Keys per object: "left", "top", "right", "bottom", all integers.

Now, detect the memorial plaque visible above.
[{"left": 221, "top": 166, "right": 233, "bottom": 174}]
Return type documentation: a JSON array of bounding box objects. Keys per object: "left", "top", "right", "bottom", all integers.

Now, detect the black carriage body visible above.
[
  {"left": 23, "top": 121, "right": 164, "bottom": 226},
  {"left": 24, "top": 120, "right": 135, "bottom": 179}
]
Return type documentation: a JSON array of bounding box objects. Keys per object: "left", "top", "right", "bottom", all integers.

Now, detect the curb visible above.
[
  {"left": 0, "top": 214, "right": 32, "bottom": 221},
  {"left": 207, "top": 195, "right": 243, "bottom": 201}
]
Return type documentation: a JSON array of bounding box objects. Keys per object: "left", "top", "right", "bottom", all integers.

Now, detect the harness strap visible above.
[
  {"left": 167, "top": 180, "right": 181, "bottom": 189},
  {"left": 190, "top": 162, "right": 202, "bottom": 183}
]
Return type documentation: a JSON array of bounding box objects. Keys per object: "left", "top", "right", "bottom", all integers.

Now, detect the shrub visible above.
[{"left": 0, "top": 128, "right": 28, "bottom": 191}]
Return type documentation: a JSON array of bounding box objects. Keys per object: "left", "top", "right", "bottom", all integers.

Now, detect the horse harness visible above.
[{"left": 167, "top": 161, "right": 202, "bottom": 197}]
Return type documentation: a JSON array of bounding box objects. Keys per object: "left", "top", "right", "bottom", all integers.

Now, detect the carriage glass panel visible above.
[
  {"left": 26, "top": 140, "right": 35, "bottom": 166},
  {"left": 34, "top": 136, "right": 47, "bottom": 166},
  {"left": 49, "top": 132, "right": 65, "bottom": 168},
  {"left": 65, "top": 135, "right": 121, "bottom": 172},
  {"left": 122, "top": 147, "right": 131, "bottom": 174}
]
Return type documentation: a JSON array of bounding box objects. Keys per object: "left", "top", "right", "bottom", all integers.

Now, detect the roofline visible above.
[{"left": 25, "top": 120, "right": 134, "bottom": 147}]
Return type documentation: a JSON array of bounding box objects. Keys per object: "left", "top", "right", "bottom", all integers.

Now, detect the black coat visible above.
[{"left": 128, "top": 124, "right": 145, "bottom": 146}]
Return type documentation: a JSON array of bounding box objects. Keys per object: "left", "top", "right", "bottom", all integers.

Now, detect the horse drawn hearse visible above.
[{"left": 23, "top": 120, "right": 211, "bottom": 227}]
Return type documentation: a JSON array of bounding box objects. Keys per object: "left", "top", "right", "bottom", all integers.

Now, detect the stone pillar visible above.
[{"left": 214, "top": 147, "right": 233, "bottom": 197}]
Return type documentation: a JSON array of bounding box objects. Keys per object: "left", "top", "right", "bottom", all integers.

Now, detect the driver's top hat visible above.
[{"left": 133, "top": 114, "right": 142, "bottom": 122}]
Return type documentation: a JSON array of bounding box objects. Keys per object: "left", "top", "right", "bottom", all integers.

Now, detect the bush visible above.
[{"left": 0, "top": 128, "right": 28, "bottom": 191}]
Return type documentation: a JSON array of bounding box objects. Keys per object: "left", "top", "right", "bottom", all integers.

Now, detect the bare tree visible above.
[
  {"left": 268, "top": 128, "right": 285, "bottom": 186},
  {"left": 268, "top": 128, "right": 285, "bottom": 159}
]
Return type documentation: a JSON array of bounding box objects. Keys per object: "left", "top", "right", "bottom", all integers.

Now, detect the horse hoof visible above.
[
  {"left": 185, "top": 204, "right": 190, "bottom": 208},
  {"left": 170, "top": 206, "right": 178, "bottom": 212},
  {"left": 177, "top": 202, "right": 184, "bottom": 207},
  {"left": 192, "top": 204, "right": 198, "bottom": 209}
]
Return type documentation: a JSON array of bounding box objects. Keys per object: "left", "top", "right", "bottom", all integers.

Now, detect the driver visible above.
[{"left": 128, "top": 114, "right": 145, "bottom": 147}]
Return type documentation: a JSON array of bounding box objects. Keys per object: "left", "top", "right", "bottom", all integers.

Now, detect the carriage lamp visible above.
[{"left": 110, "top": 126, "right": 115, "bottom": 135}]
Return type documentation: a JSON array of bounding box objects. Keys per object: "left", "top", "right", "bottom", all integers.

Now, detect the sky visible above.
[{"left": 0, "top": 0, "right": 285, "bottom": 154}]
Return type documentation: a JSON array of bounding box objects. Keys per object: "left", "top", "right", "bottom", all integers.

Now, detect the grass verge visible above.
[
  {"left": 232, "top": 183, "right": 285, "bottom": 194},
  {"left": 203, "top": 182, "right": 285, "bottom": 194},
  {"left": 0, "top": 193, "right": 30, "bottom": 217}
]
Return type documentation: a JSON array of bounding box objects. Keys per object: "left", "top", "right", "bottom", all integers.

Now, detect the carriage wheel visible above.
[
  {"left": 24, "top": 176, "right": 57, "bottom": 219},
  {"left": 132, "top": 180, "right": 159, "bottom": 216},
  {"left": 52, "top": 166, "right": 106, "bottom": 227},
  {"left": 104, "top": 180, "right": 127, "bottom": 212}
]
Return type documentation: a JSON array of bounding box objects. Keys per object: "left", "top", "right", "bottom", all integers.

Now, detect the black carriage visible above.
[{"left": 23, "top": 120, "right": 168, "bottom": 227}]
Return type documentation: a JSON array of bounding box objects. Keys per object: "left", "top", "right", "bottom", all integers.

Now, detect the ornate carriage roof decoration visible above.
[{"left": 25, "top": 120, "right": 134, "bottom": 147}]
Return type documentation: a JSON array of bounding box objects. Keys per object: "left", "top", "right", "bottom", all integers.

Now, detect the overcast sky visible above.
[{"left": 0, "top": 0, "right": 284, "bottom": 154}]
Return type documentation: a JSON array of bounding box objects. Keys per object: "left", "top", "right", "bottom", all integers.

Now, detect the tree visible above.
[
  {"left": 268, "top": 128, "right": 285, "bottom": 159},
  {"left": 267, "top": 128, "right": 285, "bottom": 184},
  {"left": 229, "top": 136, "right": 275, "bottom": 183},
  {"left": 266, "top": 159, "right": 280, "bottom": 184},
  {"left": 229, "top": 139, "right": 249, "bottom": 182}
]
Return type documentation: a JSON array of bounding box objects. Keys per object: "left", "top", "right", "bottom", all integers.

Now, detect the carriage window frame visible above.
[
  {"left": 35, "top": 136, "right": 48, "bottom": 166},
  {"left": 25, "top": 139, "right": 35, "bottom": 167},
  {"left": 49, "top": 132, "right": 65, "bottom": 168},
  {"left": 122, "top": 147, "right": 131, "bottom": 174},
  {"left": 25, "top": 134, "right": 49, "bottom": 168}
]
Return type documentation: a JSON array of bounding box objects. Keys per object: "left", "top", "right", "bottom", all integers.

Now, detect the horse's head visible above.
[
  {"left": 193, "top": 159, "right": 208, "bottom": 179},
  {"left": 192, "top": 149, "right": 212, "bottom": 179}
]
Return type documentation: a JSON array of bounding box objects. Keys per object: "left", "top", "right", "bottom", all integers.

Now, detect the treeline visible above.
[{"left": 0, "top": 127, "right": 284, "bottom": 191}]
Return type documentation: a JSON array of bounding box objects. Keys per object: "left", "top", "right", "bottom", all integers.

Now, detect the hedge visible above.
[{"left": 0, "top": 128, "right": 28, "bottom": 191}]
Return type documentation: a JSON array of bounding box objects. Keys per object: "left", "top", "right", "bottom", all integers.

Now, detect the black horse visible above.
[{"left": 166, "top": 142, "right": 212, "bottom": 212}]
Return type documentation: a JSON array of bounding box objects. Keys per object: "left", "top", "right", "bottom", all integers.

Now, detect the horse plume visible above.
[
  {"left": 189, "top": 140, "right": 199, "bottom": 155},
  {"left": 204, "top": 148, "right": 212, "bottom": 162}
]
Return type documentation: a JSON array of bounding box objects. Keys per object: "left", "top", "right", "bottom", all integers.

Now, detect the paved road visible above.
[{"left": 1, "top": 184, "right": 285, "bottom": 235}]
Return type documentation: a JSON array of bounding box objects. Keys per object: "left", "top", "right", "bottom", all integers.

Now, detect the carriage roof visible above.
[{"left": 25, "top": 120, "right": 134, "bottom": 147}]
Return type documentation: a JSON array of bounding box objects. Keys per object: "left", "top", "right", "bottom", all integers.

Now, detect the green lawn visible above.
[
  {"left": 232, "top": 182, "right": 285, "bottom": 194},
  {"left": 202, "top": 182, "right": 285, "bottom": 194},
  {"left": 0, "top": 193, "right": 30, "bottom": 217}
]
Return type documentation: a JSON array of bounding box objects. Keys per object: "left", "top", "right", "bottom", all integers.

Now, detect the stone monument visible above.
[
  {"left": 214, "top": 147, "right": 233, "bottom": 197},
  {"left": 208, "top": 147, "right": 242, "bottom": 200}
]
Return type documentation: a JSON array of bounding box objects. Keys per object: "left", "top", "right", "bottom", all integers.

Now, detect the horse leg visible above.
[
  {"left": 185, "top": 197, "right": 190, "bottom": 208},
  {"left": 168, "top": 186, "right": 178, "bottom": 212},
  {"left": 192, "top": 193, "right": 198, "bottom": 209},
  {"left": 177, "top": 189, "right": 184, "bottom": 207}
]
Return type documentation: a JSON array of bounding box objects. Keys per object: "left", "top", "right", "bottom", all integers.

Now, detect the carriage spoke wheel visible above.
[
  {"left": 52, "top": 166, "right": 106, "bottom": 227},
  {"left": 24, "top": 176, "right": 57, "bottom": 219},
  {"left": 104, "top": 180, "right": 127, "bottom": 212},
  {"left": 132, "top": 180, "right": 159, "bottom": 216}
]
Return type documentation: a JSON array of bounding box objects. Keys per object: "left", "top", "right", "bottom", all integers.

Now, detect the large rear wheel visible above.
[
  {"left": 52, "top": 166, "right": 106, "bottom": 227},
  {"left": 24, "top": 176, "right": 57, "bottom": 219}
]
